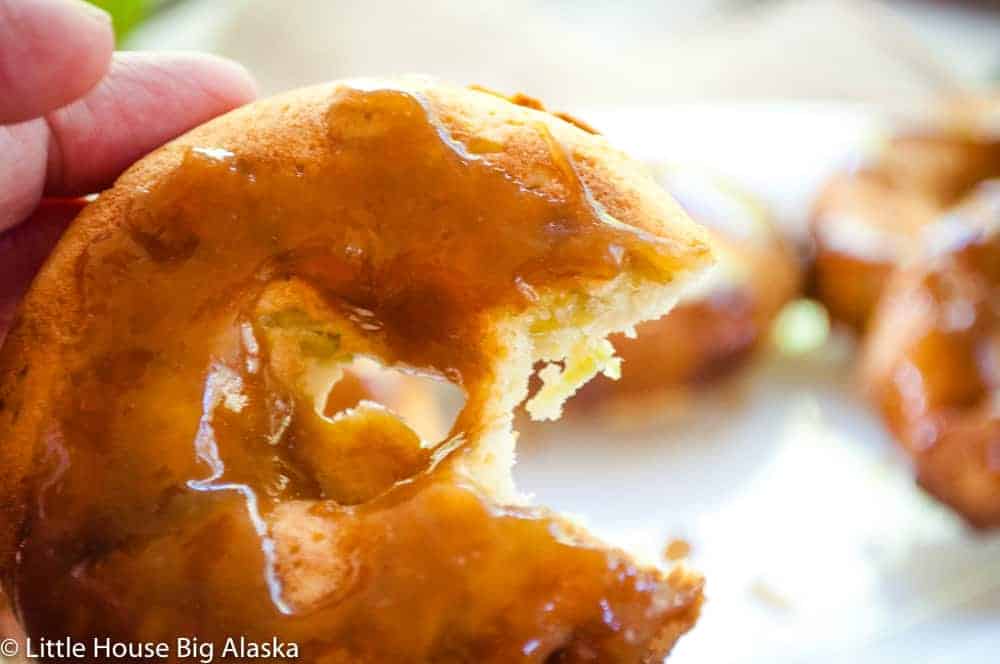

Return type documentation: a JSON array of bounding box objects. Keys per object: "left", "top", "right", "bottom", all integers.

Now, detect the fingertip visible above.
[
  {"left": 43, "top": 51, "right": 258, "bottom": 197},
  {"left": 67, "top": 0, "right": 112, "bottom": 24},
  {"left": 0, "top": 0, "right": 115, "bottom": 123},
  {"left": 193, "top": 52, "right": 259, "bottom": 106},
  {"left": 119, "top": 51, "right": 258, "bottom": 108}
]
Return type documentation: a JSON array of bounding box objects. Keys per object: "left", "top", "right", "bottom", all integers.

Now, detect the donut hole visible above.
[
  {"left": 321, "top": 356, "right": 464, "bottom": 446},
  {"left": 251, "top": 279, "right": 470, "bottom": 506},
  {"left": 297, "top": 357, "right": 465, "bottom": 505}
]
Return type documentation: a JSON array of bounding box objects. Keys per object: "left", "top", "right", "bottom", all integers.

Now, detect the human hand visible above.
[{"left": 0, "top": 0, "right": 256, "bottom": 343}]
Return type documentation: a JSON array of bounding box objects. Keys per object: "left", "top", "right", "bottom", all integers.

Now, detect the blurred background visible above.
[{"left": 94, "top": 0, "right": 1000, "bottom": 107}]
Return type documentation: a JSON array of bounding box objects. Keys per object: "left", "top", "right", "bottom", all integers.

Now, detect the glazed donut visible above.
[
  {"left": 0, "top": 79, "right": 711, "bottom": 661},
  {"left": 862, "top": 181, "right": 1000, "bottom": 527},
  {"left": 811, "top": 118, "right": 1000, "bottom": 331},
  {"left": 574, "top": 169, "right": 800, "bottom": 409}
]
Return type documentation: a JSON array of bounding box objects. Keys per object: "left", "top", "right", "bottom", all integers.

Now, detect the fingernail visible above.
[{"left": 69, "top": 0, "right": 112, "bottom": 25}]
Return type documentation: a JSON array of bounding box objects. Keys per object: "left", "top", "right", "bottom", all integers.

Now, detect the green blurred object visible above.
[
  {"left": 771, "top": 299, "right": 831, "bottom": 357},
  {"left": 87, "top": 0, "right": 149, "bottom": 43}
]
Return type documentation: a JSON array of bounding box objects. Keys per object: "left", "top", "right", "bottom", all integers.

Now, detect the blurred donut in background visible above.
[
  {"left": 861, "top": 181, "right": 1000, "bottom": 528},
  {"left": 573, "top": 168, "right": 801, "bottom": 413},
  {"left": 810, "top": 99, "right": 1000, "bottom": 332}
]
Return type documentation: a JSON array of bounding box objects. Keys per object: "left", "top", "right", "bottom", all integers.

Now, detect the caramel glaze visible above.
[
  {"left": 863, "top": 185, "right": 1000, "bottom": 527},
  {"left": 0, "top": 86, "right": 702, "bottom": 661},
  {"left": 811, "top": 133, "right": 1000, "bottom": 331}
]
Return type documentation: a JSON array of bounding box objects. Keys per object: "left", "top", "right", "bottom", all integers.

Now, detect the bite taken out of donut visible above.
[
  {"left": 0, "top": 79, "right": 713, "bottom": 662},
  {"left": 570, "top": 169, "right": 800, "bottom": 415}
]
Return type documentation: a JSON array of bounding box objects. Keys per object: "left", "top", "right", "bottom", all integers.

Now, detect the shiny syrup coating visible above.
[
  {"left": 5, "top": 87, "right": 701, "bottom": 661},
  {"left": 863, "top": 185, "right": 1000, "bottom": 527}
]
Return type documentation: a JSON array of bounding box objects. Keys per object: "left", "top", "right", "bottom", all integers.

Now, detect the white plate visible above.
[{"left": 514, "top": 105, "right": 1000, "bottom": 664}]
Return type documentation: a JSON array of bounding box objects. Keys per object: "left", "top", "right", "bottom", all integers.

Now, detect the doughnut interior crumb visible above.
[{"left": 524, "top": 271, "right": 699, "bottom": 421}]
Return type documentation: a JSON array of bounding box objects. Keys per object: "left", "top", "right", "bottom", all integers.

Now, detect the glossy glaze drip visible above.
[{"left": 8, "top": 86, "right": 700, "bottom": 660}]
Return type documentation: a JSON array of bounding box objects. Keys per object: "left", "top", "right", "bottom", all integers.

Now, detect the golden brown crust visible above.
[
  {"left": 104, "top": 79, "right": 705, "bottom": 268},
  {"left": 0, "top": 78, "right": 709, "bottom": 661}
]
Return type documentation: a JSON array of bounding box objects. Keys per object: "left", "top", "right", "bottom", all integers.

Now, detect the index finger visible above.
[{"left": 0, "top": 0, "right": 114, "bottom": 123}]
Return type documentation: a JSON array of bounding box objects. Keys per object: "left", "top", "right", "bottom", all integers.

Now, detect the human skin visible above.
[{"left": 0, "top": 0, "right": 257, "bottom": 343}]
